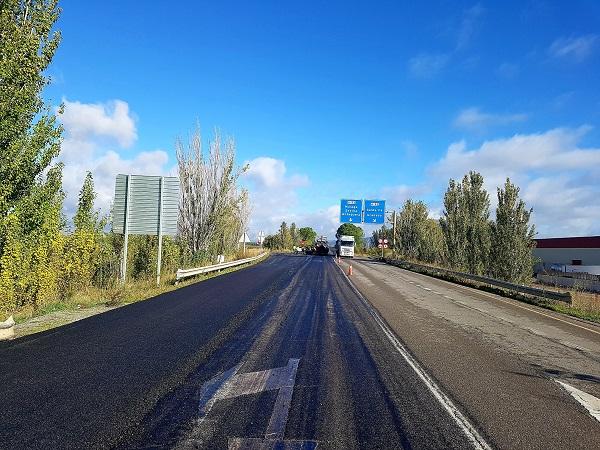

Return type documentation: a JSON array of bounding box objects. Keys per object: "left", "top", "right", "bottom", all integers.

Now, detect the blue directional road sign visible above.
[
  {"left": 364, "top": 200, "right": 385, "bottom": 224},
  {"left": 340, "top": 199, "right": 363, "bottom": 223}
]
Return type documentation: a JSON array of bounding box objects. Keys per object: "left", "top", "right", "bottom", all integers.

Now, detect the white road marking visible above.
[
  {"left": 336, "top": 263, "right": 492, "bottom": 450},
  {"left": 196, "top": 359, "right": 316, "bottom": 449},
  {"left": 555, "top": 380, "right": 600, "bottom": 422}
]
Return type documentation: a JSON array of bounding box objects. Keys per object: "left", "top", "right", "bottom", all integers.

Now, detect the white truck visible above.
[{"left": 336, "top": 235, "right": 355, "bottom": 258}]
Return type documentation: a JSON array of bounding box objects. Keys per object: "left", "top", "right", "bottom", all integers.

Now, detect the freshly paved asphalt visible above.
[
  {"left": 2, "top": 254, "right": 598, "bottom": 449},
  {"left": 1, "top": 255, "right": 478, "bottom": 449}
]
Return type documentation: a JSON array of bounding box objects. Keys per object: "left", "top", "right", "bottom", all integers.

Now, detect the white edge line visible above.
[
  {"left": 555, "top": 380, "right": 600, "bottom": 422},
  {"left": 336, "top": 262, "right": 492, "bottom": 450}
]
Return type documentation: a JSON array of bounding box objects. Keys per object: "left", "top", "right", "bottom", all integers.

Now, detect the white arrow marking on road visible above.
[
  {"left": 197, "top": 358, "right": 317, "bottom": 449},
  {"left": 555, "top": 380, "right": 600, "bottom": 422}
]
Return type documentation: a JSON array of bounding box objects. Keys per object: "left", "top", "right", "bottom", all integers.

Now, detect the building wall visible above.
[{"left": 533, "top": 247, "right": 600, "bottom": 266}]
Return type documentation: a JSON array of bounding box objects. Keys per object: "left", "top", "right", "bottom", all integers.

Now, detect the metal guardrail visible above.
[
  {"left": 385, "top": 258, "right": 572, "bottom": 303},
  {"left": 176, "top": 253, "right": 268, "bottom": 282}
]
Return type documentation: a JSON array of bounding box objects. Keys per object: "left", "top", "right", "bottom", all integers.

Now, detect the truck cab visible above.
[{"left": 336, "top": 235, "right": 355, "bottom": 258}]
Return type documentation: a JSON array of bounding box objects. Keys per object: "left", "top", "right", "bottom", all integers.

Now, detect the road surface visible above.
[{"left": 1, "top": 254, "right": 599, "bottom": 449}]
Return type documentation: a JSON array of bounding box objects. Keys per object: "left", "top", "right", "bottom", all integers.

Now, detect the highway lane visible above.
[
  {"left": 342, "top": 257, "right": 600, "bottom": 449},
  {"left": 0, "top": 255, "right": 304, "bottom": 449},
  {"left": 1, "top": 254, "right": 484, "bottom": 449}
]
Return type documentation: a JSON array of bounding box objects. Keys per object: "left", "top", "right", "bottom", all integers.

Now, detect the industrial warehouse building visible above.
[{"left": 534, "top": 236, "right": 600, "bottom": 275}]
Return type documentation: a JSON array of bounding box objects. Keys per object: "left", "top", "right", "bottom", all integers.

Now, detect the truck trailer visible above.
[{"left": 336, "top": 235, "right": 355, "bottom": 258}]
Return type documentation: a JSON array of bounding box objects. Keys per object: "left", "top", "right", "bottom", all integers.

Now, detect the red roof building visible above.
[
  {"left": 534, "top": 236, "right": 600, "bottom": 267},
  {"left": 535, "top": 236, "right": 600, "bottom": 249}
]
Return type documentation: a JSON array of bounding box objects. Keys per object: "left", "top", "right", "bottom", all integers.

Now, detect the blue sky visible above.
[{"left": 46, "top": 1, "right": 600, "bottom": 238}]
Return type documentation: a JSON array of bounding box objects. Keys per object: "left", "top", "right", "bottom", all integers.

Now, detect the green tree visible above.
[
  {"left": 289, "top": 222, "right": 298, "bottom": 247},
  {"left": 62, "top": 173, "right": 105, "bottom": 291},
  {"left": 279, "top": 221, "right": 292, "bottom": 249},
  {"left": 73, "top": 172, "right": 100, "bottom": 231},
  {"left": 490, "top": 179, "right": 536, "bottom": 283},
  {"left": 462, "top": 171, "right": 491, "bottom": 275},
  {"left": 336, "top": 223, "right": 364, "bottom": 251},
  {"left": 440, "top": 172, "right": 491, "bottom": 274},
  {"left": 420, "top": 219, "right": 446, "bottom": 264},
  {"left": 396, "top": 200, "right": 429, "bottom": 260},
  {"left": 298, "top": 226, "right": 317, "bottom": 246},
  {"left": 0, "top": 0, "right": 64, "bottom": 319},
  {"left": 371, "top": 225, "right": 392, "bottom": 248},
  {"left": 440, "top": 179, "right": 466, "bottom": 270},
  {"left": 263, "top": 234, "right": 279, "bottom": 250}
]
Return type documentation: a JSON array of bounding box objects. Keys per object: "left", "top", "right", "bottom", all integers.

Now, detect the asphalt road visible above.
[
  {"left": 1, "top": 254, "right": 599, "bottom": 449},
  {"left": 340, "top": 257, "right": 600, "bottom": 450}
]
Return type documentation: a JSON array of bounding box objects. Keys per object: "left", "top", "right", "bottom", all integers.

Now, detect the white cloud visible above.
[
  {"left": 58, "top": 99, "right": 170, "bottom": 220},
  {"left": 242, "top": 157, "right": 311, "bottom": 236},
  {"left": 408, "top": 4, "right": 484, "bottom": 79},
  {"left": 60, "top": 99, "right": 137, "bottom": 147},
  {"left": 496, "top": 62, "right": 520, "bottom": 79},
  {"left": 244, "top": 156, "right": 308, "bottom": 189},
  {"left": 381, "top": 184, "right": 428, "bottom": 208},
  {"left": 408, "top": 53, "right": 450, "bottom": 78},
  {"left": 453, "top": 107, "right": 528, "bottom": 131},
  {"left": 548, "top": 34, "right": 597, "bottom": 63},
  {"left": 431, "top": 127, "right": 600, "bottom": 236},
  {"left": 456, "top": 3, "right": 484, "bottom": 50}
]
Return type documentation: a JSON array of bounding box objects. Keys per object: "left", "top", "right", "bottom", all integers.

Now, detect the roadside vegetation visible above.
[
  {"left": 370, "top": 172, "right": 600, "bottom": 321},
  {"left": 263, "top": 222, "right": 319, "bottom": 250},
  {"left": 371, "top": 172, "right": 535, "bottom": 284},
  {"left": 0, "top": 1, "right": 253, "bottom": 325}
]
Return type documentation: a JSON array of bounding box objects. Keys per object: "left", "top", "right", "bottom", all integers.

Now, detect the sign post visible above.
[
  {"left": 156, "top": 176, "right": 164, "bottom": 285},
  {"left": 120, "top": 175, "right": 131, "bottom": 284},
  {"left": 378, "top": 238, "right": 388, "bottom": 258},
  {"left": 257, "top": 231, "right": 265, "bottom": 248},
  {"left": 113, "top": 174, "right": 179, "bottom": 285}
]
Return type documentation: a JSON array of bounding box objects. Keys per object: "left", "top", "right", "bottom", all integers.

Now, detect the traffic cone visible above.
[{"left": 347, "top": 265, "right": 353, "bottom": 276}]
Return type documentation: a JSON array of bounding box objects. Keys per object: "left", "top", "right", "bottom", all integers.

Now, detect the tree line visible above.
[
  {"left": 374, "top": 171, "right": 535, "bottom": 284},
  {"left": 263, "top": 222, "right": 318, "bottom": 250},
  {"left": 0, "top": 1, "right": 250, "bottom": 321}
]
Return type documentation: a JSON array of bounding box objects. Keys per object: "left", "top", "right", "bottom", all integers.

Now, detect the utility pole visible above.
[{"left": 392, "top": 210, "right": 397, "bottom": 260}]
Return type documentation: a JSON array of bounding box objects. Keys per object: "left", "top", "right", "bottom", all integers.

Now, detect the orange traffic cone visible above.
[{"left": 347, "top": 265, "right": 353, "bottom": 276}]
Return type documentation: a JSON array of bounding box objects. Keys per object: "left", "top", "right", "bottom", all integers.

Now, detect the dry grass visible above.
[
  {"left": 233, "top": 246, "right": 265, "bottom": 260},
  {"left": 571, "top": 291, "right": 600, "bottom": 313}
]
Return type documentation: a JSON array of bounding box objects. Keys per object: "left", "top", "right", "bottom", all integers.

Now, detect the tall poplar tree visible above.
[
  {"left": 440, "top": 172, "right": 491, "bottom": 274},
  {"left": 0, "top": 0, "right": 64, "bottom": 318},
  {"left": 462, "top": 171, "right": 491, "bottom": 275},
  {"left": 396, "top": 200, "right": 429, "bottom": 260},
  {"left": 440, "top": 179, "right": 467, "bottom": 270},
  {"left": 490, "top": 179, "right": 535, "bottom": 283}
]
